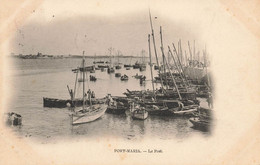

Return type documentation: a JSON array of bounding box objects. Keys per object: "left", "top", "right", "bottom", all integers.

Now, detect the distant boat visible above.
[
  {"left": 124, "top": 64, "right": 132, "bottom": 67},
  {"left": 90, "top": 75, "right": 97, "bottom": 81},
  {"left": 93, "top": 61, "right": 105, "bottom": 64},
  {"left": 130, "top": 102, "right": 148, "bottom": 120},
  {"left": 6, "top": 112, "right": 22, "bottom": 126},
  {"left": 115, "top": 65, "right": 121, "bottom": 69},
  {"left": 120, "top": 74, "right": 128, "bottom": 81},
  {"left": 107, "top": 67, "right": 115, "bottom": 74},
  {"left": 70, "top": 51, "right": 107, "bottom": 125},
  {"left": 115, "top": 73, "right": 121, "bottom": 77}
]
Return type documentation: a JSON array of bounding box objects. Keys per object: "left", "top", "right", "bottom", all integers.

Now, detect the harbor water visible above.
[{"left": 6, "top": 57, "right": 211, "bottom": 143}]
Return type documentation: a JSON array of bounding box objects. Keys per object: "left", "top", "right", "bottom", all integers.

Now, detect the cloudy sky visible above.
[{"left": 10, "top": 0, "right": 221, "bottom": 56}]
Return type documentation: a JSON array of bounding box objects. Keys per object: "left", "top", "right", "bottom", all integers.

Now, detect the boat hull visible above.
[
  {"left": 106, "top": 106, "right": 127, "bottom": 115},
  {"left": 71, "top": 104, "right": 108, "bottom": 125},
  {"left": 189, "top": 117, "right": 210, "bottom": 130},
  {"left": 131, "top": 110, "right": 148, "bottom": 120},
  {"left": 43, "top": 97, "right": 105, "bottom": 108}
]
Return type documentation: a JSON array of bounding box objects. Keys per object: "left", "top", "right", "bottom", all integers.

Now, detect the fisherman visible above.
[
  {"left": 91, "top": 91, "right": 95, "bottom": 98},
  {"left": 207, "top": 92, "right": 213, "bottom": 108},
  {"left": 69, "top": 89, "right": 74, "bottom": 100},
  {"left": 107, "top": 94, "right": 114, "bottom": 106}
]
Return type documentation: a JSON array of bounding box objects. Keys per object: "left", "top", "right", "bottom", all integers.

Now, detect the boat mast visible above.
[
  {"left": 73, "top": 69, "right": 79, "bottom": 100},
  {"left": 148, "top": 34, "right": 155, "bottom": 99},
  {"left": 82, "top": 51, "right": 86, "bottom": 110},
  {"left": 166, "top": 46, "right": 182, "bottom": 100},
  {"left": 160, "top": 26, "right": 169, "bottom": 89},
  {"left": 172, "top": 43, "right": 189, "bottom": 89},
  {"left": 170, "top": 44, "right": 188, "bottom": 91},
  {"left": 188, "top": 41, "right": 196, "bottom": 81},
  {"left": 109, "top": 47, "right": 112, "bottom": 68},
  {"left": 204, "top": 45, "right": 211, "bottom": 87},
  {"left": 149, "top": 9, "right": 165, "bottom": 92}
]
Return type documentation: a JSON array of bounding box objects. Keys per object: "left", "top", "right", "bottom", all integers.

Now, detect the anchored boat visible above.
[{"left": 70, "top": 51, "right": 107, "bottom": 125}]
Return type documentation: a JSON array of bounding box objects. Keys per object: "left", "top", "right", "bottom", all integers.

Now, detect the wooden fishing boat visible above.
[
  {"left": 70, "top": 51, "right": 107, "bottom": 125},
  {"left": 130, "top": 102, "right": 148, "bottom": 120},
  {"left": 189, "top": 107, "right": 212, "bottom": 130},
  {"left": 43, "top": 97, "right": 105, "bottom": 108},
  {"left": 106, "top": 101, "right": 127, "bottom": 115},
  {"left": 170, "top": 105, "right": 198, "bottom": 116},
  {"left": 144, "top": 105, "right": 172, "bottom": 116},
  {"left": 189, "top": 117, "right": 210, "bottom": 129}
]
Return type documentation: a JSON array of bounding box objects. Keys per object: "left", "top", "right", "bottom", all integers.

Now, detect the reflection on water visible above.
[{"left": 6, "top": 58, "right": 211, "bottom": 142}]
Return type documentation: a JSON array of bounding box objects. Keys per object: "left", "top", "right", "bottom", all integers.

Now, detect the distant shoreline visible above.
[{"left": 10, "top": 54, "right": 148, "bottom": 59}]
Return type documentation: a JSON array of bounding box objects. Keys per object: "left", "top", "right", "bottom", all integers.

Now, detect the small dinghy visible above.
[
  {"left": 6, "top": 112, "right": 22, "bottom": 126},
  {"left": 130, "top": 102, "right": 148, "bottom": 120}
]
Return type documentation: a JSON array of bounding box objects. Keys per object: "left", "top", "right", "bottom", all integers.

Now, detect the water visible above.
[{"left": 6, "top": 57, "right": 210, "bottom": 143}]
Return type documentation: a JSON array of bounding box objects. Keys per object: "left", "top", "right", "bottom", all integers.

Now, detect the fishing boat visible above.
[
  {"left": 130, "top": 102, "right": 148, "bottom": 120},
  {"left": 120, "top": 74, "right": 129, "bottom": 81},
  {"left": 170, "top": 105, "right": 198, "bottom": 116},
  {"left": 70, "top": 51, "right": 107, "bottom": 125},
  {"left": 43, "top": 97, "right": 104, "bottom": 108},
  {"left": 189, "top": 117, "right": 210, "bottom": 129},
  {"left": 189, "top": 107, "right": 212, "bottom": 130}
]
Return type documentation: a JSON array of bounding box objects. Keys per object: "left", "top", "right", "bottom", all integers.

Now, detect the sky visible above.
[{"left": 10, "top": 0, "right": 218, "bottom": 56}]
